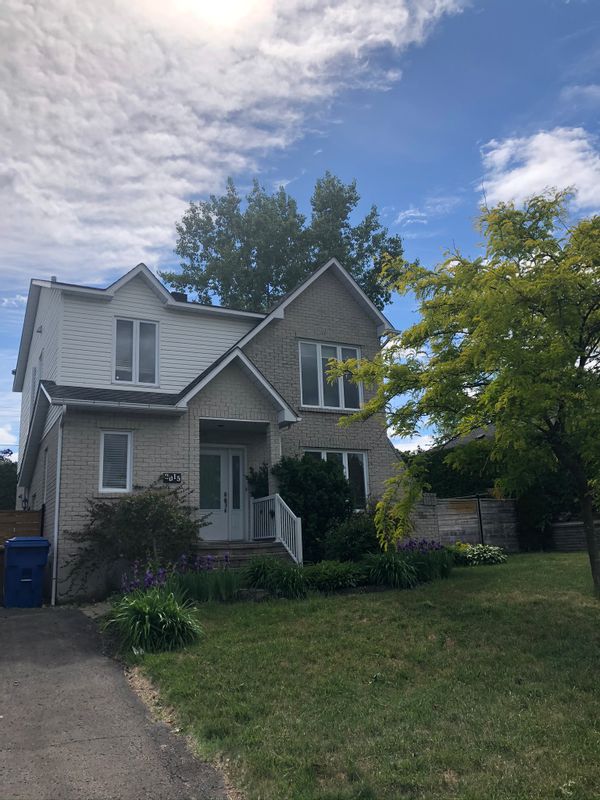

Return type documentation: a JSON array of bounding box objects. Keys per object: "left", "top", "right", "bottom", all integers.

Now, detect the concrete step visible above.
[{"left": 194, "top": 539, "right": 293, "bottom": 566}]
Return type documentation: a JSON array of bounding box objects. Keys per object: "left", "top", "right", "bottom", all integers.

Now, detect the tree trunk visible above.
[{"left": 577, "top": 480, "right": 600, "bottom": 596}]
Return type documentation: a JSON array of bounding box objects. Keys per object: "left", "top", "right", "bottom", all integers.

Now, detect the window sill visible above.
[{"left": 299, "top": 406, "right": 360, "bottom": 415}]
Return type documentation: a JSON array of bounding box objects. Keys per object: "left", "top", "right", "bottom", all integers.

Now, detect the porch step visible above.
[{"left": 194, "top": 539, "right": 293, "bottom": 567}]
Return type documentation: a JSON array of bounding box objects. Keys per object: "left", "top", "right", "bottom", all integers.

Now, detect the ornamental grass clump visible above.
[
  {"left": 105, "top": 587, "right": 202, "bottom": 654},
  {"left": 396, "top": 538, "right": 453, "bottom": 581},
  {"left": 245, "top": 557, "right": 307, "bottom": 599},
  {"left": 363, "top": 552, "right": 418, "bottom": 589}
]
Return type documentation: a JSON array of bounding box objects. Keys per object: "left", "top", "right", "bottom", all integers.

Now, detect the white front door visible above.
[{"left": 199, "top": 447, "right": 245, "bottom": 541}]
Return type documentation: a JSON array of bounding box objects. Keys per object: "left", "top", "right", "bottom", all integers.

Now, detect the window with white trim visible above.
[
  {"left": 305, "top": 449, "right": 368, "bottom": 509},
  {"left": 299, "top": 341, "right": 361, "bottom": 410},
  {"left": 114, "top": 319, "right": 158, "bottom": 384},
  {"left": 100, "top": 431, "right": 132, "bottom": 492}
]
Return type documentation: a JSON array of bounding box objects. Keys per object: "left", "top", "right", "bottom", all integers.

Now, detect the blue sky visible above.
[{"left": 1, "top": 0, "right": 599, "bottom": 454}]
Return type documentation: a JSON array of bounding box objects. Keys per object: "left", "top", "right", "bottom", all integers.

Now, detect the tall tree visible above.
[
  {"left": 0, "top": 449, "right": 17, "bottom": 511},
  {"left": 162, "top": 173, "right": 402, "bottom": 311},
  {"left": 332, "top": 192, "right": 600, "bottom": 593}
]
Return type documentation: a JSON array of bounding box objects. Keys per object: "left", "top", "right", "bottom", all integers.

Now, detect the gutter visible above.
[
  {"left": 50, "top": 406, "right": 65, "bottom": 607},
  {"left": 49, "top": 398, "right": 184, "bottom": 414}
]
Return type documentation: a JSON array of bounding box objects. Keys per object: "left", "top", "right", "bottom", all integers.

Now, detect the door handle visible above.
[{"left": 223, "top": 491, "right": 228, "bottom": 512}]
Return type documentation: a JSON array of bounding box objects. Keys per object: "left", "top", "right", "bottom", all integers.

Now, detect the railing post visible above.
[
  {"left": 250, "top": 498, "right": 255, "bottom": 540},
  {"left": 295, "top": 517, "right": 303, "bottom": 565},
  {"left": 274, "top": 495, "right": 282, "bottom": 543}
]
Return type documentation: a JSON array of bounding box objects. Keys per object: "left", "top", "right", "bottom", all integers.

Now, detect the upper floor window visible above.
[
  {"left": 299, "top": 341, "right": 361, "bottom": 410},
  {"left": 114, "top": 319, "right": 158, "bottom": 385}
]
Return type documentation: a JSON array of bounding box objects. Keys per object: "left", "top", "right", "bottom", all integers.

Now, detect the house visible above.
[{"left": 13, "top": 259, "right": 398, "bottom": 602}]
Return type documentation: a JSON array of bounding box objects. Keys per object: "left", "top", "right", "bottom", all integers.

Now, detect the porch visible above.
[{"left": 197, "top": 418, "right": 303, "bottom": 564}]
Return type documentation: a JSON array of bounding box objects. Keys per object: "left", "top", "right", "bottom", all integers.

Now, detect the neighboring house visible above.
[{"left": 13, "top": 259, "right": 398, "bottom": 602}]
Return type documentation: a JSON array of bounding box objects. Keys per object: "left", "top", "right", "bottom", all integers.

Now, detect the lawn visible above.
[{"left": 140, "top": 554, "right": 600, "bottom": 800}]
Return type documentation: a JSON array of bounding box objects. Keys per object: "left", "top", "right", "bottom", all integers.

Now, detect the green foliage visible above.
[
  {"left": 272, "top": 455, "right": 353, "bottom": 562},
  {"left": 162, "top": 172, "right": 403, "bottom": 312},
  {"left": 334, "top": 191, "right": 600, "bottom": 589},
  {"left": 105, "top": 588, "right": 202, "bottom": 654},
  {"left": 167, "top": 568, "right": 243, "bottom": 603},
  {"left": 323, "top": 512, "right": 380, "bottom": 562},
  {"left": 244, "top": 557, "right": 307, "bottom": 599},
  {"left": 303, "top": 560, "right": 365, "bottom": 593},
  {"left": 450, "top": 542, "right": 507, "bottom": 566},
  {"left": 401, "top": 549, "right": 454, "bottom": 582},
  {"left": 363, "top": 552, "right": 419, "bottom": 589},
  {"left": 246, "top": 462, "right": 269, "bottom": 499},
  {"left": 373, "top": 460, "right": 426, "bottom": 550},
  {"left": 68, "top": 485, "right": 208, "bottom": 589},
  {"left": 0, "top": 454, "right": 17, "bottom": 511}
]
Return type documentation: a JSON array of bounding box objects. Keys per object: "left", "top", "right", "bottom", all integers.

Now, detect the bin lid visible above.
[{"left": 5, "top": 536, "right": 50, "bottom": 549}]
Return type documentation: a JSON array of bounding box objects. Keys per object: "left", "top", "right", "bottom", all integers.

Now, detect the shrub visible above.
[
  {"left": 304, "top": 560, "right": 365, "bottom": 593},
  {"left": 323, "top": 513, "right": 380, "bottom": 562},
  {"left": 363, "top": 552, "right": 418, "bottom": 589},
  {"left": 69, "top": 485, "right": 209, "bottom": 592},
  {"left": 271, "top": 455, "right": 353, "bottom": 561},
  {"left": 168, "top": 568, "right": 243, "bottom": 603},
  {"left": 396, "top": 538, "right": 453, "bottom": 581},
  {"left": 105, "top": 587, "right": 202, "bottom": 654},
  {"left": 451, "top": 542, "right": 507, "bottom": 566},
  {"left": 245, "top": 557, "right": 307, "bottom": 599}
]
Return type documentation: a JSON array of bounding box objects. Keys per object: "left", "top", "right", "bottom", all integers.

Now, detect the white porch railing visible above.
[{"left": 251, "top": 494, "right": 303, "bottom": 565}]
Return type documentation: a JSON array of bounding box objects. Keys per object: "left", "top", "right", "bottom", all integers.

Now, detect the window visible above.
[
  {"left": 305, "top": 450, "right": 368, "bottom": 509},
  {"left": 114, "top": 319, "right": 158, "bottom": 384},
  {"left": 299, "top": 342, "right": 361, "bottom": 409},
  {"left": 100, "top": 431, "right": 132, "bottom": 492}
]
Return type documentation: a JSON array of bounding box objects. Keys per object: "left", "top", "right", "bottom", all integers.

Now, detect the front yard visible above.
[{"left": 140, "top": 554, "right": 600, "bottom": 800}]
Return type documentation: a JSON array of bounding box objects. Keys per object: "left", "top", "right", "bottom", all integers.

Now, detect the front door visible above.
[{"left": 199, "top": 447, "right": 245, "bottom": 541}]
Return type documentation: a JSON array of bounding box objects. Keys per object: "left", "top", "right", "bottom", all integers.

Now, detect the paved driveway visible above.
[{"left": 0, "top": 608, "right": 227, "bottom": 800}]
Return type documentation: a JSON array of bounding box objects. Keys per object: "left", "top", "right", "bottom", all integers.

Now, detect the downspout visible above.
[{"left": 50, "top": 406, "right": 66, "bottom": 607}]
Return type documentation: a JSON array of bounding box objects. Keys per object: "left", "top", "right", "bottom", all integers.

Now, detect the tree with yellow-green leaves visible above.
[{"left": 332, "top": 191, "right": 600, "bottom": 593}]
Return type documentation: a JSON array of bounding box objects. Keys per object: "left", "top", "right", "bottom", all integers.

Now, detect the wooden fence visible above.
[{"left": 0, "top": 509, "right": 44, "bottom": 602}]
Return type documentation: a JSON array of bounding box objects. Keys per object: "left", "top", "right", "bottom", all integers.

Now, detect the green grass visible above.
[{"left": 140, "top": 554, "right": 600, "bottom": 800}]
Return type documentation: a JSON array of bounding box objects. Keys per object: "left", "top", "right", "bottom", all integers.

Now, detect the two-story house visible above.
[{"left": 13, "top": 259, "right": 398, "bottom": 602}]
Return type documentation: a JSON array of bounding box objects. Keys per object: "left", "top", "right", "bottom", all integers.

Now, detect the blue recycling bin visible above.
[{"left": 4, "top": 537, "right": 50, "bottom": 608}]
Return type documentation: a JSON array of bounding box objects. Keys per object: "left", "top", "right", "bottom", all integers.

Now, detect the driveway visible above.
[{"left": 0, "top": 607, "right": 228, "bottom": 800}]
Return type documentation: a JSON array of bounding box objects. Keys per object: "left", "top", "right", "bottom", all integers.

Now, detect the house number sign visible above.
[{"left": 162, "top": 472, "right": 182, "bottom": 484}]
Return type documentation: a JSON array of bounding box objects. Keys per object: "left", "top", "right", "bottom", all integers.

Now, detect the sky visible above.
[{"left": 1, "top": 0, "right": 599, "bottom": 455}]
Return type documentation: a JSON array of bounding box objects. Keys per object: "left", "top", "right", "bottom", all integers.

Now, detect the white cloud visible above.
[
  {"left": 0, "top": 0, "right": 465, "bottom": 289},
  {"left": 0, "top": 424, "right": 18, "bottom": 448},
  {"left": 0, "top": 295, "right": 28, "bottom": 308},
  {"left": 481, "top": 127, "right": 600, "bottom": 211},
  {"left": 560, "top": 83, "right": 600, "bottom": 106},
  {"left": 395, "top": 193, "right": 462, "bottom": 226}
]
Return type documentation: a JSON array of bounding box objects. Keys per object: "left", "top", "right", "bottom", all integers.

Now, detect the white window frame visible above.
[
  {"left": 113, "top": 318, "right": 159, "bottom": 386},
  {"left": 298, "top": 340, "right": 363, "bottom": 411},
  {"left": 99, "top": 430, "right": 133, "bottom": 493},
  {"left": 304, "top": 449, "right": 369, "bottom": 509}
]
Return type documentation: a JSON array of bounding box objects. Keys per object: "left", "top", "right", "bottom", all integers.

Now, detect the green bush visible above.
[
  {"left": 304, "top": 560, "right": 365, "bottom": 593},
  {"left": 69, "top": 484, "right": 209, "bottom": 591},
  {"left": 271, "top": 455, "right": 353, "bottom": 561},
  {"left": 401, "top": 549, "right": 453, "bottom": 582},
  {"left": 105, "top": 587, "right": 202, "bottom": 653},
  {"left": 167, "top": 568, "right": 243, "bottom": 603},
  {"left": 245, "top": 557, "right": 307, "bottom": 599},
  {"left": 323, "top": 513, "right": 380, "bottom": 562},
  {"left": 450, "top": 542, "right": 507, "bottom": 566},
  {"left": 363, "top": 552, "right": 418, "bottom": 589}
]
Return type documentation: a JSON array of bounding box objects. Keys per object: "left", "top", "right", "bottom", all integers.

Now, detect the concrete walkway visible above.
[{"left": 0, "top": 607, "right": 228, "bottom": 800}]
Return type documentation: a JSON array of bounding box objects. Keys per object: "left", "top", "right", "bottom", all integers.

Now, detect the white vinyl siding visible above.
[
  {"left": 305, "top": 449, "right": 368, "bottom": 509},
  {"left": 100, "top": 431, "right": 132, "bottom": 492},
  {"left": 60, "top": 275, "right": 255, "bottom": 392},
  {"left": 299, "top": 341, "right": 362, "bottom": 410},
  {"left": 18, "top": 288, "right": 61, "bottom": 460},
  {"left": 114, "top": 318, "right": 158, "bottom": 385}
]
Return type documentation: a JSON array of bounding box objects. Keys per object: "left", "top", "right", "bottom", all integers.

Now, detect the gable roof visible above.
[
  {"left": 233, "top": 258, "right": 395, "bottom": 353},
  {"left": 177, "top": 348, "right": 299, "bottom": 427},
  {"left": 13, "top": 263, "right": 265, "bottom": 391}
]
